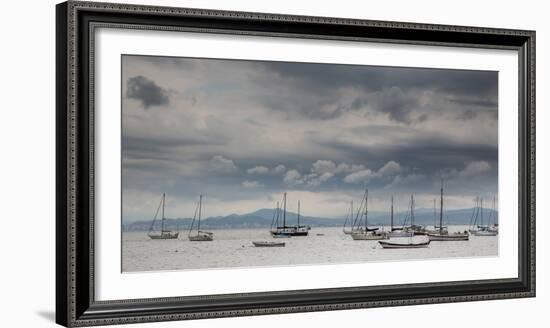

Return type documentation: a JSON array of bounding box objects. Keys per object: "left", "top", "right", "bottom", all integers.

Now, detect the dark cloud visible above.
[
  {"left": 448, "top": 98, "right": 498, "bottom": 108},
  {"left": 250, "top": 61, "right": 497, "bottom": 124},
  {"left": 126, "top": 75, "right": 170, "bottom": 109}
]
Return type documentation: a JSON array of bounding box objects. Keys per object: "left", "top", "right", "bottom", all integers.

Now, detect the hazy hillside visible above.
[{"left": 123, "top": 207, "right": 497, "bottom": 231}]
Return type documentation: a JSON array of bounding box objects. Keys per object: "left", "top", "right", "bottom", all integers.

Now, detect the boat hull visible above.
[
  {"left": 473, "top": 231, "right": 498, "bottom": 236},
  {"left": 148, "top": 232, "right": 179, "bottom": 240},
  {"left": 272, "top": 233, "right": 291, "bottom": 238},
  {"left": 272, "top": 226, "right": 309, "bottom": 236},
  {"left": 252, "top": 241, "right": 285, "bottom": 247},
  {"left": 379, "top": 240, "right": 430, "bottom": 249},
  {"left": 428, "top": 233, "right": 469, "bottom": 241},
  {"left": 351, "top": 233, "right": 388, "bottom": 240},
  {"left": 189, "top": 232, "right": 213, "bottom": 241}
]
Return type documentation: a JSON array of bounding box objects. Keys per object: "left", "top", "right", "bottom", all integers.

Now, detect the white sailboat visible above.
[
  {"left": 342, "top": 200, "right": 354, "bottom": 235},
  {"left": 387, "top": 195, "right": 414, "bottom": 238},
  {"left": 472, "top": 197, "right": 498, "bottom": 236},
  {"left": 147, "top": 193, "right": 179, "bottom": 240},
  {"left": 402, "top": 194, "right": 428, "bottom": 235},
  {"left": 188, "top": 195, "right": 214, "bottom": 241},
  {"left": 351, "top": 190, "right": 388, "bottom": 240},
  {"left": 425, "top": 198, "right": 447, "bottom": 234},
  {"left": 487, "top": 195, "right": 499, "bottom": 234},
  {"left": 428, "top": 181, "right": 469, "bottom": 241}
]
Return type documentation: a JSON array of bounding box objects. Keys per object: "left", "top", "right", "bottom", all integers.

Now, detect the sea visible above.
[{"left": 122, "top": 225, "right": 498, "bottom": 272}]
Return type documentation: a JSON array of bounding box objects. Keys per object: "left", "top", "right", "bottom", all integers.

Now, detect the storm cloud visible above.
[{"left": 126, "top": 75, "right": 170, "bottom": 109}]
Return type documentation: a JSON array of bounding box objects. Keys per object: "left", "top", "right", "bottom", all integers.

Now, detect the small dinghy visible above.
[
  {"left": 378, "top": 234, "right": 430, "bottom": 248},
  {"left": 252, "top": 241, "right": 285, "bottom": 247},
  {"left": 379, "top": 239, "right": 430, "bottom": 249}
]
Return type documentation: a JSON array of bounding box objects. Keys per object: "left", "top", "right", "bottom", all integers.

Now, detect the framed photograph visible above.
[{"left": 56, "top": 1, "right": 535, "bottom": 326}]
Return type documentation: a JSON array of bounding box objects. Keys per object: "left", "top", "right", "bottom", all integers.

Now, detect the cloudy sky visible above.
[{"left": 121, "top": 55, "right": 498, "bottom": 223}]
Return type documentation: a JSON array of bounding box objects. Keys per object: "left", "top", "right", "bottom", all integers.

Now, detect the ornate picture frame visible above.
[{"left": 56, "top": 1, "right": 535, "bottom": 326}]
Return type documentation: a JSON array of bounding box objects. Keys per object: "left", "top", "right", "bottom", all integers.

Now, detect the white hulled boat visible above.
[
  {"left": 387, "top": 195, "right": 413, "bottom": 238},
  {"left": 342, "top": 200, "right": 354, "bottom": 235},
  {"left": 351, "top": 190, "right": 388, "bottom": 241},
  {"left": 188, "top": 194, "right": 214, "bottom": 241},
  {"left": 428, "top": 181, "right": 469, "bottom": 241},
  {"left": 147, "top": 193, "right": 179, "bottom": 240}
]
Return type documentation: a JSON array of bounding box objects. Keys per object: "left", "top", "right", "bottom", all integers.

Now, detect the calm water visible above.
[{"left": 122, "top": 226, "right": 498, "bottom": 272}]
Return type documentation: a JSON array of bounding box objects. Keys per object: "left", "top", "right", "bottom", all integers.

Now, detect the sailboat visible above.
[
  {"left": 342, "top": 200, "right": 354, "bottom": 235},
  {"left": 188, "top": 194, "right": 214, "bottom": 241},
  {"left": 404, "top": 195, "right": 429, "bottom": 235},
  {"left": 468, "top": 197, "right": 482, "bottom": 233},
  {"left": 428, "top": 182, "right": 469, "bottom": 241},
  {"left": 488, "top": 196, "right": 499, "bottom": 234},
  {"left": 425, "top": 198, "right": 447, "bottom": 234},
  {"left": 351, "top": 190, "right": 388, "bottom": 240},
  {"left": 387, "top": 195, "right": 413, "bottom": 238},
  {"left": 472, "top": 197, "right": 498, "bottom": 236},
  {"left": 147, "top": 193, "right": 179, "bottom": 240},
  {"left": 271, "top": 193, "right": 309, "bottom": 237}
]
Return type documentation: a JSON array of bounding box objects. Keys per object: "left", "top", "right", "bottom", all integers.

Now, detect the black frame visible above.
[{"left": 56, "top": 1, "right": 536, "bottom": 326}]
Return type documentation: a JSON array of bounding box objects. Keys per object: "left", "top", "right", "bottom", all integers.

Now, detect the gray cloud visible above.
[{"left": 126, "top": 75, "right": 170, "bottom": 109}]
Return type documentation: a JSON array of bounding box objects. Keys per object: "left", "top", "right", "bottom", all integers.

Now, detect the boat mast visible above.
[
  {"left": 350, "top": 200, "right": 353, "bottom": 231},
  {"left": 198, "top": 194, "right": 202, "bottom": 232},
  {"left": 411, "top": 194, "right": 415, "bottom": 227},
  {"left": 480, "top": 198, "right": 483, "bottom": 227},
  {"left": 276, "top": 201, "right": 280, "bottom": 227},
  {"left": 283, "top": 192, "right": 287, "bottom": 227},
  {"left": 297, "top": 200, "right": 301, "bottom": 227},
  {"left": 433, "top": 199, "right": 436, "bottom": 228},
  {"left": 439, "top": 180, "right": 444, "bottom": 234},
  {"left": 364, "top": 189, "right": 368, "bottom": 230},
  {"left": 161, "top": 193, "right": 165, "bottom": 232},
  {"left": 390, "top": 195, "right": 394, "bottom": 230}
]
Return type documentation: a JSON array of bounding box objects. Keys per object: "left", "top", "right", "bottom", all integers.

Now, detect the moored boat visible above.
[
  {"left": 427, "top": 181, "right": 469, "bottom": 241},
  {"left": 342, "top": 200, "right": 354, "bottom": 235},
  {"left": 271, "top": 193, "right": 310, "bottom": 237},
  {"left": 188, "top": 194, "right": 214, "bottom": 241},
  {"left": 428, "top": 233, "right": 469, "bottom": 241},
  {"left": 350, "top": 189, "right": 388, "bottom": 240},
  {"left": 379, "top": 238, "right": 430, "bottom": 249},
  {"left": 147, "top": 193, "right": 179, "bottom": 240},
  {"left": 387, "top": 195, "right": 414, "bottom": 238},
  {"left": 472, "top": 229, "right": 498, "bottom": 237},
  {"left": 252, "top": 241, "right": 285, "bottom": 247}
]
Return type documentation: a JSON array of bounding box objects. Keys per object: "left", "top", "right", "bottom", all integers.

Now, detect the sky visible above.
[{"left": 121, "top": 55, "right": 498, "bottom": 223}]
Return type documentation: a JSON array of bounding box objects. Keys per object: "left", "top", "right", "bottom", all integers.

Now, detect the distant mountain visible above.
[{"left": 123, "top": 207, "right": 497, "bottom": 231}]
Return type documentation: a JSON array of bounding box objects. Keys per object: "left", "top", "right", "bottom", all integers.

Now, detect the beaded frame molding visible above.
[{"left": 56, "top": 1, "right": 535, "bottom": 326}]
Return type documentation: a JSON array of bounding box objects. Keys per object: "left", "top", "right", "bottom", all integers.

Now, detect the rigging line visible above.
[
  {"left": 188, "top": 199, "right": 199, "bottom": 236},
  {"left": 148, "top": 195, "right": 164, "bottom": 233},
  {"left": 468, "top": 197, "right": 478, "bottom": 228},
  {"left": 352, "top": 195, "right": 365, "bottom": 230},
  {"left": 270, "top": 202, "right": 278, "bottom": 229}
]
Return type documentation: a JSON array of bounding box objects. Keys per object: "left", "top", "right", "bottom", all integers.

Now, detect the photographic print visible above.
[{"left": 121, "top": 55, "right": 499, "bottom": 272}]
